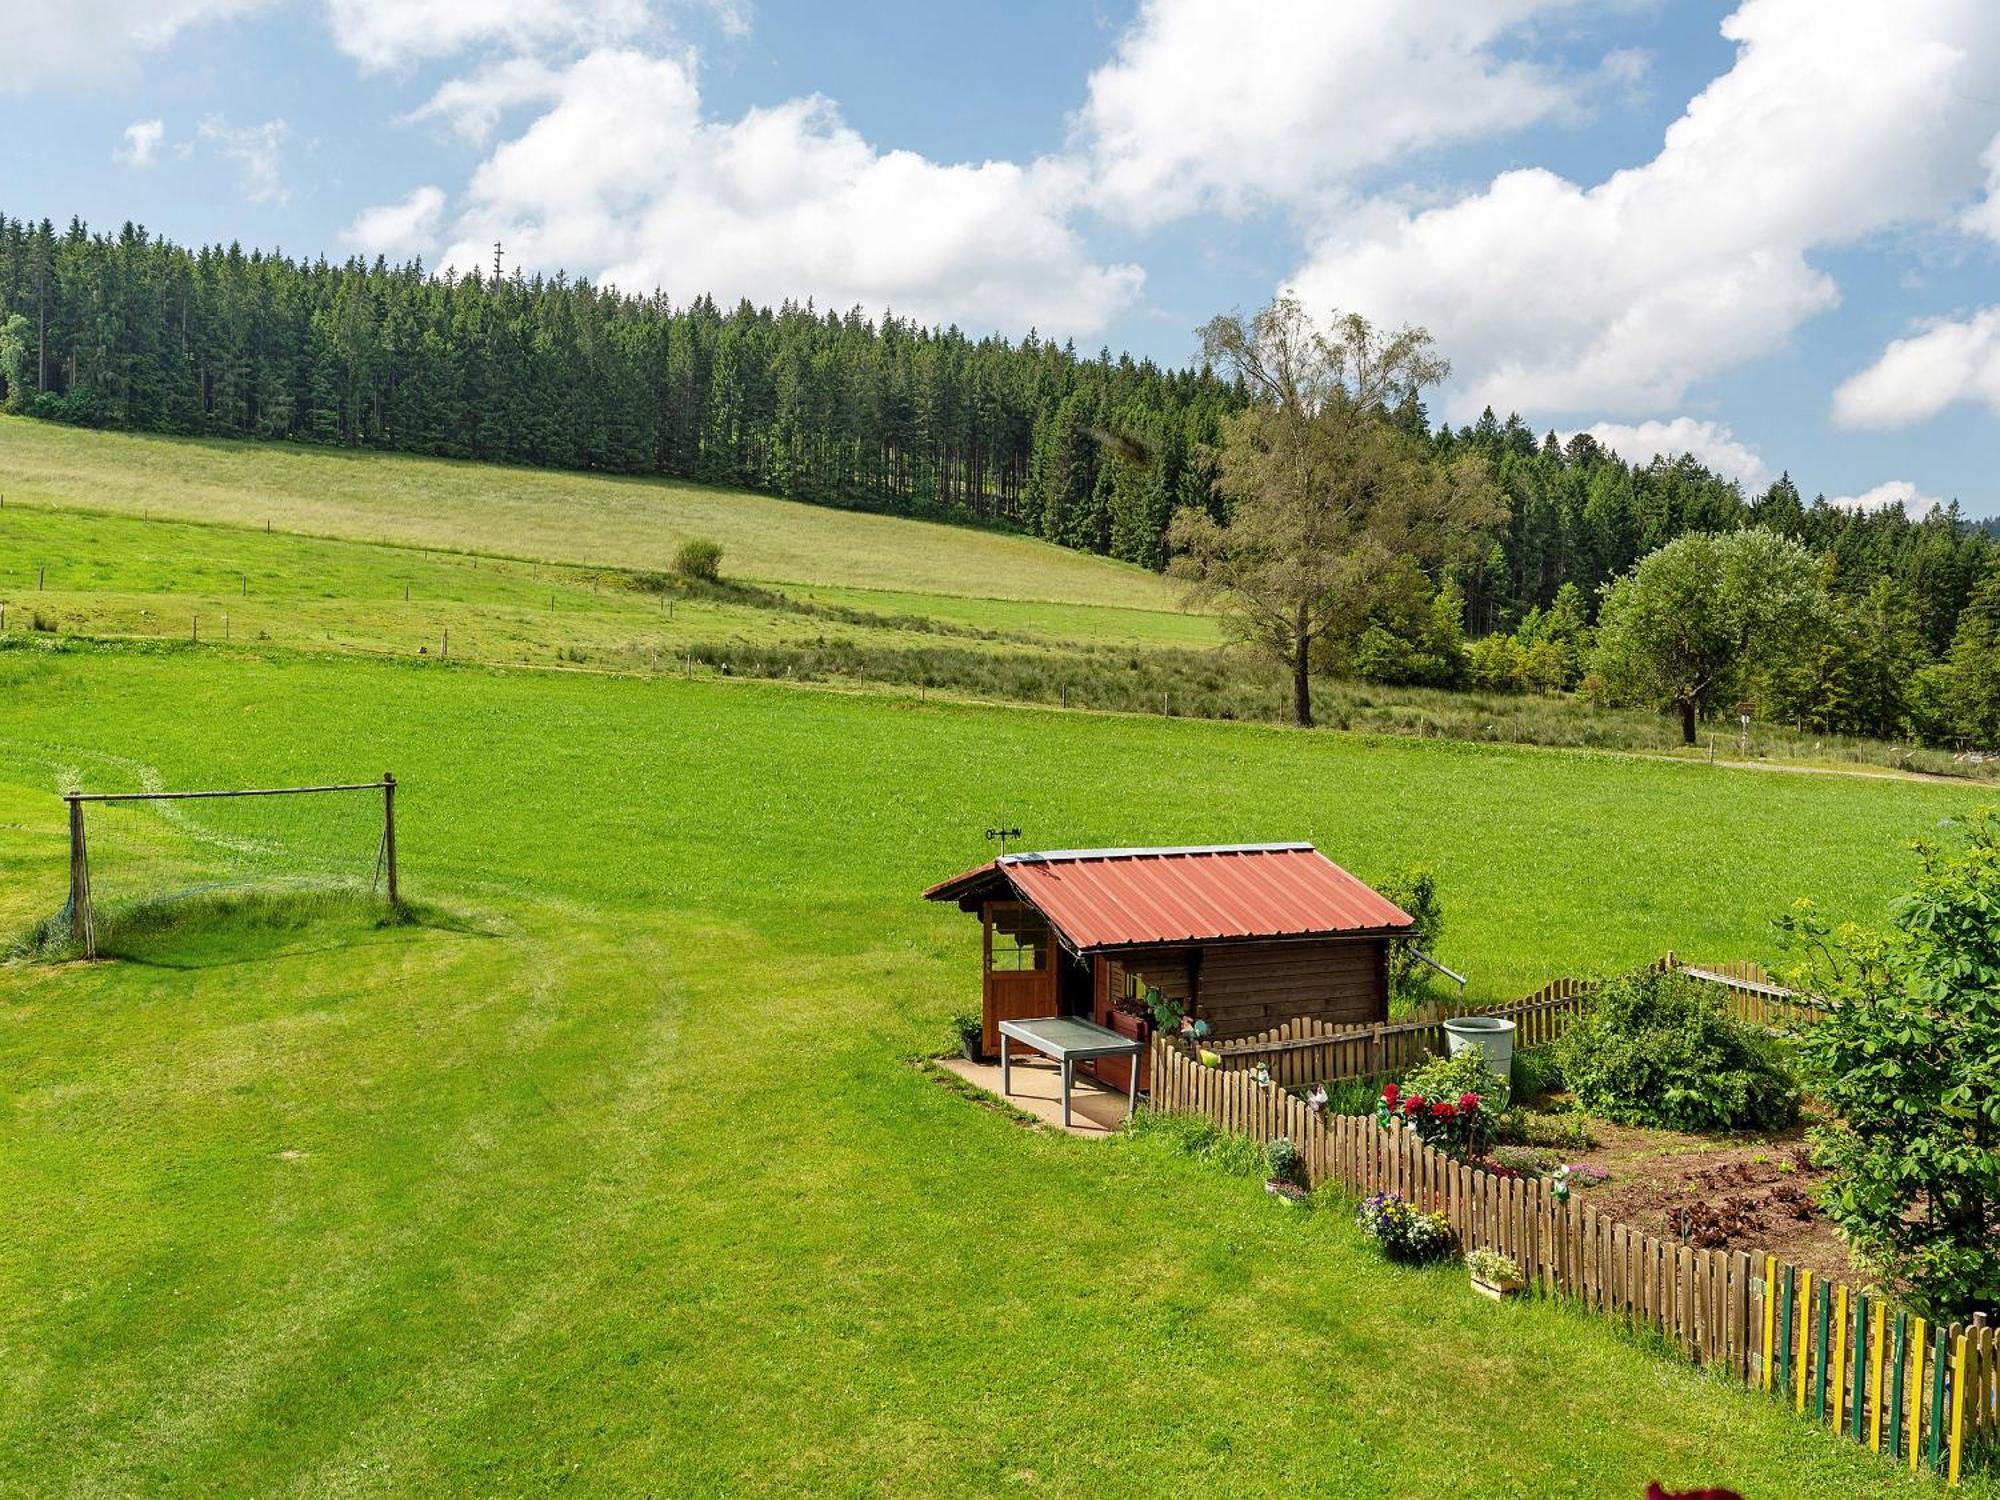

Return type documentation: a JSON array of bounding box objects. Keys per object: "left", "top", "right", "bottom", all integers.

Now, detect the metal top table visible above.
[{"left": 996, "top": 1016, "right": 1144, "bottom": 1128}]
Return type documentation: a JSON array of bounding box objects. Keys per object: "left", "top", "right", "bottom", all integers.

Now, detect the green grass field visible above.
[
  {"left": 2, "top": 622, "right": 1993, "bottom": 1494},
  {"left": 0, "top": 415, "right": 1191, "bottom": 612}
]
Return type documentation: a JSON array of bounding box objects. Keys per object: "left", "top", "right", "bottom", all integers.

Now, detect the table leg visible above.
[
  {"left": 1000, "top": 1032, "right": 1010, "bottom": 1097},
  {"left": 1127, "top": 1050, "right": 1138, "bottom": 1119},
  {"left": 1061, "top": 1057, "right": 1072, "bottom": 1128}
]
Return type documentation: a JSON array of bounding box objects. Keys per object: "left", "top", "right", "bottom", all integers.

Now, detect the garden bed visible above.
[{"left": 1564, "top": 1117, "right": 1864, "bottom": 1285}]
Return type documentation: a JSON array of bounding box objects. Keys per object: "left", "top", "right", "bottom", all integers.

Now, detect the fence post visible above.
[
  {"left": 382, "top": 772, "right": 399, "bottom": 907},
  {"left": 66, "top": 795, "right": 95, "bottom": 959}
]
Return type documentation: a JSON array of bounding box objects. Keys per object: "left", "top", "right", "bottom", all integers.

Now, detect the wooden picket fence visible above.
[
  {"left": 1149, "top": 1037, "right": 1996, "bottom": 1484},
  {"left": 1195, "top": 955, "right": 1821, "bottom": 1089}
]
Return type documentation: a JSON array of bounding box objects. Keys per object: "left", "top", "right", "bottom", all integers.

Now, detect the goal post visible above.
[{"left": 61, "top": 772, "right": 400, "bottom": 959}]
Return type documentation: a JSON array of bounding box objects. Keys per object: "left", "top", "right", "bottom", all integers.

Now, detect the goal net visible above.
[{"left": 58, "top": 776, "right": 398, "bottom": 957}]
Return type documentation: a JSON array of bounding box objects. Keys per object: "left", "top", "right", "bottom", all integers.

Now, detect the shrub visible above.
[
  {"left": 1380, "top": 1080, "right": 1494, "bottom": 1161},
  {"left": 1394, "top": 1049, "right": 1503, "bottom": 1155},
  {"left": 1264, "top": 1136, "right": 1304, "bottom": 1186},
  {"left": 672, "top": 537, "right": 724, "bottom": 583},
  {"left": 1780, "top": 811, "right": 2000, "bottom": 1319},
  {"left": 1402, "top": 1048, "right": 1502, "bottom": 1104},
  {"left": 1510, "top": 1045, "right": 1563, "bottom": 1101},
  {"left": 1355, "top": 1192, "right": 1454, "bottom": 1264},
  {"left": 1499, "top": 1108, "right": 1597, "bottom": 1152},
  {"left": 1553, "top": 968, "right": 1800, "bottom": 1132},
  {"left": 1379, "top": 865, "right": 1444, "bottom": 1003}
]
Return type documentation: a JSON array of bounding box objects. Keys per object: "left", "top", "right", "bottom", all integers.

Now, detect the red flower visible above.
[
  {"left": 1402, "top": 1094, "right": 1424, "bottom": 1117},
  {"left": 1381, "top": 1083, "right": 1401, "bottom": 1107},
  {"left": 1459, "top": 1092, "right": 1481, "bottom": 1112},
  {"left": 1434, "top": 1101, "right": 1457, "bottom": 1119}
]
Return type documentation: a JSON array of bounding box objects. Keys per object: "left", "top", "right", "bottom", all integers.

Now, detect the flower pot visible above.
[
  {"left": 1470, "top": 1272, "right": 1525, "bottom": 1301},
  {"left": 958, "top": 1029, "right": 985, "bottom": 1064}
]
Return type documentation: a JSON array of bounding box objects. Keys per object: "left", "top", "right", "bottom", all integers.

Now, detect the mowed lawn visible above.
[
  {"left": 0, "top": 415, "right": 1186, "bottom": 611},
  {"left": 0, "top": 640, "right": 1991, "bottom": 1496}
]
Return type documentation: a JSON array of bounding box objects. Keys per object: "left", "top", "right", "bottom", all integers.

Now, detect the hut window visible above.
[{"left": 987, "top": 905, "right": 1049, "bottom": 972}]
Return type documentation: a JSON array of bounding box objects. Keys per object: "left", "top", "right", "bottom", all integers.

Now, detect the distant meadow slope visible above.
[{"left": 0, "top": 415, "right": 1185, "bottom": 610}]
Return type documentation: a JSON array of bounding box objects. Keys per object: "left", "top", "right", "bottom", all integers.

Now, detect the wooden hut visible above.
[{"left": 923, "top": 843, "right": 1414, "bottom": 1090}]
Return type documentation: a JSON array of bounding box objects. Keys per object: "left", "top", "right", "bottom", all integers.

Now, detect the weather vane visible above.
[{"left": 986, "top": 822, "right": 1022, "bottom": 855}]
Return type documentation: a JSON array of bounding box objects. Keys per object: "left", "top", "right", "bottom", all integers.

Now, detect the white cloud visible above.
[
  {"left": 324, "top": 0, "right": 652, "bottom": 70},
  {"left": 115, "top": 118, "right": 166, "bottom": 167},
  {"left": 1832, "top": 307, "right": 2000, "bottom": 429},
  {"left": 1573, "top": 417, "right": 1771, "bottom": 490},
  {"left": 435, "top": 48, "right": 1143, "bottom": 337},
  {"left": 1287, "top": 0, "right": 2000, "bottom": 420},
  {"left": 1077, "top": 0, "right": 1585, "bottom": 228},
  {"left": 1961, "top": 134, "right": 2000, "bottom": 241},
  {"left": 1829, "top": 479, "right": 1942, "bottom": 515},
  {"left": 342, "top": 185, "right": 447, "bottom": 259},
  {"left": 405, "top": 56, "right": 564, "bottom": 142},
  {"left": 198, "top": 116, "right": 291, "bottom": 203},
  {"left": 0, "top": 0, "right": 271, "bottom": 85}
]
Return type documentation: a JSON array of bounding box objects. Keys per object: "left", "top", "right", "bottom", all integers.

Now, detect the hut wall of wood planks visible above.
[{"left": 1148, "top": 1034, "right": 1995, "bottom": 1485}]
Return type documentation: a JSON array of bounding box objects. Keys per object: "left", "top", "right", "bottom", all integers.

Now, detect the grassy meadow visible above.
[
  {"left": 1, "top": 625, "right": 1994, "bottom": 1494},
  {"left": 0, "top": 414, "right": 1189, "bottom": 612}
]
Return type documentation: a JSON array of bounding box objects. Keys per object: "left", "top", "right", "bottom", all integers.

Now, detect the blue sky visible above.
[{"left": 7, "top": 1, "right": 2000, "bottom": 517}]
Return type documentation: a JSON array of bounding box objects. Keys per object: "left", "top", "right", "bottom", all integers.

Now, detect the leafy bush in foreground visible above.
[
  {"left": 1781, "top": 810, "right": 2000, "bottom": 1320},
  {"left": 1554, "top": 968, "right": 1799, "bottom": 1132}
]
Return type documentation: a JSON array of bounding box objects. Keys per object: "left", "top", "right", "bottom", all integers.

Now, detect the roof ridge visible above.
[{"left": 997, "top": 841, "right": 1313, "bottom": 865}]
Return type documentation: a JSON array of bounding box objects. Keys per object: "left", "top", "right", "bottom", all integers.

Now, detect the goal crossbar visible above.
[{"left": 64, "top": 780, "right": 390, "bottom": 804}]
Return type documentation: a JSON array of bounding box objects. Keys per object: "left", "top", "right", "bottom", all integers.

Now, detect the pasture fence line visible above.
[
  {"left": 1147, "top": 1035, "right": 1995, "bottom": 1485},
  {"left": 1182, "top": 954, "right": 1821, "bottom": 1089}
]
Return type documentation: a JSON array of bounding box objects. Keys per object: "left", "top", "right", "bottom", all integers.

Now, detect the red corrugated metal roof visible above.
[{"left": 923, "top": 842, "right": 1412, "bottom": 951}]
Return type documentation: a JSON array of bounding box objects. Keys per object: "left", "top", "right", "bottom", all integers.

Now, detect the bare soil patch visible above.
[{"left": 1563, "top": 1115, "right": 1866, "bottom": 1285}]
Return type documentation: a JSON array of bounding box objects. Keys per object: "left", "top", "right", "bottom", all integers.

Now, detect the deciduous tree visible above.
[
  {"left": 1168, "top": 299, "right": 1499, "bottom": 726},
  {"left": 1592, "top": 527, "right": 1825, "bottom": 744}
]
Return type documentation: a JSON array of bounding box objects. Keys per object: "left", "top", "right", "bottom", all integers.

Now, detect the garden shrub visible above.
[
  {"left": 1780, "top": 811, "right": 2000, "bottom": 1320},
  {"left": 1401, "top": 1049, "right": 1503, "bottom": 1106},
  {"left": 1380, "top": 1082, "right": 1492, "bottom": 1161},
  {"left": 1501, "top": 1108, "right": 1597, "bottom": 1152},
  {"left": 1384, "top": 1050, "right": 1505, "bottom": 1159},
  {"left": 1553, "top": 968, "right": 1800, "bottom": 1132},
  {"left": 1355, "top": 1192, "right": 1454, "bottom": 1264},
  {"left": 1264, "top": 1136, "right": 1304, "bottom": 1186},
  {"left": 1510, "top": 1045, "right": 1563, "bottom": 1101},
  {"left": 1380, "top": 865, "right": 1444, "bottom": 1004}
]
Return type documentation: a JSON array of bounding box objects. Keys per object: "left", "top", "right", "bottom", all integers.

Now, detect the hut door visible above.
[{"left": 983, "top": 901, "right": 1056, "bottom": 1055}]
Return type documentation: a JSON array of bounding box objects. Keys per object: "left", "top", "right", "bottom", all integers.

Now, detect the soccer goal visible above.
[{"left": 61, "top": 772, "right": 401, "bottom": 959}]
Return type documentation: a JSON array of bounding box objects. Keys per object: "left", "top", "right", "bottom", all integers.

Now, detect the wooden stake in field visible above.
[
  {"left": 65, "top": 794, "right": 95, "bottom": 959},
  {"left": 382, "top": 772, "right": 398, "bottom": 906}
]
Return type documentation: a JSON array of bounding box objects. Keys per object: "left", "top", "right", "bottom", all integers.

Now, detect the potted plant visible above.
[
  {"left": 1465, "top": 1247, "right": 1525, "bottom": 1300},
  {"left": 950, "top": 1010, "right": 984, "bottom": 1063}
]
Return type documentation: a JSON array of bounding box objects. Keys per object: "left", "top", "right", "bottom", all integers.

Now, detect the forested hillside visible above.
[{"left": 0, "top": 213, "right": 1993, "bottom": 654}]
